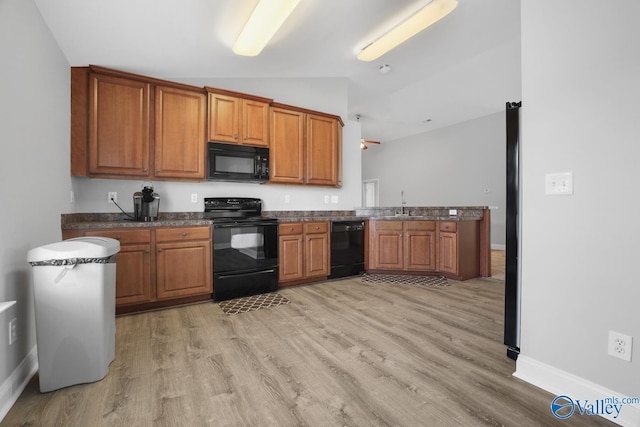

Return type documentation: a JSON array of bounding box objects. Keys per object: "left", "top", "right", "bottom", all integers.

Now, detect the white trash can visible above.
[{"left": 27, "top": 237, "right": 120, "bottom": 392}]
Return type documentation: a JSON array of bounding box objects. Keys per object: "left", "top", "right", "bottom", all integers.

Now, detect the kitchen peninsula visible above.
[{"left": 61, "top": 206, "right": 490, "bottom": 314}]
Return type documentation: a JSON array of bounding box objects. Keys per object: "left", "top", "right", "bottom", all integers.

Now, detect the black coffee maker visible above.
[{"left": 133, "top": 183, "right": 160, "bottom": 222}]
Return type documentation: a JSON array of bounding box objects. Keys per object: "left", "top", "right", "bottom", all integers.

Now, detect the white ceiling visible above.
[{"left": 33, "top": 0, "right": 521, "bottom": 143}]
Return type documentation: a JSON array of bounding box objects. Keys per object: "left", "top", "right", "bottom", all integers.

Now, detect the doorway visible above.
[{"left": 362, "top": 179, "right": 379, "bottom": 207}]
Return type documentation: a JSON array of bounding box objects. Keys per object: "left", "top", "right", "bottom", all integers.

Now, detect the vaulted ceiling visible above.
[{"left": 33, "top": 0, "right": 521, "bottom": 143}]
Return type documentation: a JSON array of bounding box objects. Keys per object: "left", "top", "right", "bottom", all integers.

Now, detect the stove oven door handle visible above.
[
  {"left": 213, "top": 221, "right": 277, "bottom": 229},
  {"left": 217, "top": 269, "right": 276, "bottom": 279}
]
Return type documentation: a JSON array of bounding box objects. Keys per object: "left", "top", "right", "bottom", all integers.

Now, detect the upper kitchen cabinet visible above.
[
  {"left": 86, "top": 72, "right": 151, "bottom": 177},
  {"left": 71, "top": 66, "right": 206, "bottom": 181},
  {"left": 306, "top": 113, "right": 340, "bottom": 186},
  {"left": 155, "top": 85, "right": 206, "bottom": 179},
  {"left": 269, "top": 103, "right": 343, "bottom": 187},
  {"left": 269, "top": 106, "right": 305, "bottom": 184},
  {"left": 206, "top": 88, "right": 272, "bottom": 147}
]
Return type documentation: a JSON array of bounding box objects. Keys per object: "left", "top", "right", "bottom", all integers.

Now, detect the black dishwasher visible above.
[{"left": 329, "top": 220, "right": 365, "bottom": 279}]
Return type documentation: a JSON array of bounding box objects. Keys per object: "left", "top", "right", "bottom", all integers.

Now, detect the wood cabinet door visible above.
[
  {"left": 83, "top": 228, "right": 153, "bottom": 306},
  {"left": 439, "top": 232, "right": 458, "bottom": 275},
  {"left": 208, "top": 93, "right": 240, "bottom": 143},
  {"left": 242, "top": 99, "right": 270, "bottom": 147},
  {"left": 305, "top": 232, "right": 329, "bottom": 278},
  {"left": 279, "top": 234, "right": 304, "bottom": 281},
  {"left": 156, "top": 240, "right": 212, "bottom": 299},
  {"left": 306, "top": 114, "right": 338, "bottom": 186},
  {"left": 405, "top": 231, "right": 436, "bottom": 271},
  {"left": 114, "top": 243, "right": 153, "bottom": 305},
  {"left": 369, "top": 221, "right": 403, "bottom": 270},
  {"left": 88, "top": 73, "right": 151, "bottom": 176},
  {"left": 269, "top": 107, "right": 305, "bottom": 184},
  {"left": 154, "top": 86, "right": 206, "bottom": 179}
]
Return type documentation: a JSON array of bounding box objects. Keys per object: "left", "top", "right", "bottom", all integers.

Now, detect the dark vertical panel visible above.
[{"left": 504, "top": 101, "right": 521, "bottom": 360}]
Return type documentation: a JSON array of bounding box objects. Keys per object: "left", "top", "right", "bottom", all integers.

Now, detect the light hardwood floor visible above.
[{"left": 2, "top": 275, "right": 613, "bottom": 426}]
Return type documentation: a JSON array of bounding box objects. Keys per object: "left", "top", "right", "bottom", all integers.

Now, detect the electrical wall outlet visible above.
[
  {"left": 324, "top": 195, "right": 330, "bottom": 204},
  {"left": 9, "top": 318, "right": 17, "bottom": 345},
  {"left": 191, "top": 193, "right": 198, "bottom": 203},
  {"left": 608, "top": 331, "right": 633, "bottom": 362},
  {"left": 108, "top": 192, "right": 117, "bottom": 203},
  {"left": 545, "top": 172, "right": 573, "bottom": 195}
]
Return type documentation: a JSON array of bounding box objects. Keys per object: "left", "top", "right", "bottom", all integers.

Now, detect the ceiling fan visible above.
[{"left": 356, "top": 115, "right": 381, "bottom": 150}]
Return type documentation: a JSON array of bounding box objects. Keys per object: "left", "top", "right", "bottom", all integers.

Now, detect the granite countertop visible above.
[
  {"left": 61, "top": 213, "right": 212, "bottom": 230},
  {"left": 61, "top": 207, "right": 488, "bottom": 230}
]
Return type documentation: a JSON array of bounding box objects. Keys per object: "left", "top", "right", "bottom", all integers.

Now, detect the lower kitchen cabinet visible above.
[
  {"left": 437, "top": 221, "right": 480, "bottom": 280},
  {"left": 84, "top": 228, "right": 152, "bottom": 306},
  {"left": 278, "top": 221, "right": 329, "bottom": 286},
  {"left": 155, "top": 227, "right": 212, "bottom": 300},
  {"left": 367, "top": 219, "right": 479, "bottom": 280},
  {"left": 63, "top": 225, "right": 212, "bottom": 313},
  {"left": 368, "top": 221, "right": 436, "bottom": 272}
]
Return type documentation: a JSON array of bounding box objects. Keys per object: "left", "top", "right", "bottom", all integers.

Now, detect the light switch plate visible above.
[{"left": 545, "top": 172, "right": 573, "bottom": 195}]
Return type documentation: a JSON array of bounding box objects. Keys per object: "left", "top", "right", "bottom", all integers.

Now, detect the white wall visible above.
[
  {"left": 518, "top": 0, "right": 640, "bottom": 413},
  {"left": 71, "top": 77, "right": 362, "bottom": 213},
  {"left": 0, "top": 0, "right": 72, "bottom": 415},
  {"left": 361, "top": 112, "right": 507, "bottom": 246}
]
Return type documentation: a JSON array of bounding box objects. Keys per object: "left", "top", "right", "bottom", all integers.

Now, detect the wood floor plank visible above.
[{"left": 1, "top": 277, "right": 614, "bottom": 426}]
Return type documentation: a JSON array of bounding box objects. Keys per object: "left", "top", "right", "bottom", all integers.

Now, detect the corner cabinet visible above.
[
  {"left": 368, "top": 219, "right": 479, "bottom": 280},
  {"left": 206, "top": 88, "right": 272, "bottom": 147},
  {"left": 278, "top": 222, "right": 330, "bottom": 287},
  {"left": 86, "top": 73, "right": 151, "bottom": 177},
  {"left": 62, "top": 225, "right": 212, "bottom": 314},
  {"left": 72, "top": 66, "right": 206, "bottom": 180},
  {"left": 437, "top": 221, "right": 480, "bottom": 280},
  {"left": 269, "top": 104, "right": 343, "bottom": 187}
]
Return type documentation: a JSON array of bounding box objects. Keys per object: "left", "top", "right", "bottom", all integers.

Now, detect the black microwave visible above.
[{"left": 207, "top": 142, "right": 269, "bottom": 183}]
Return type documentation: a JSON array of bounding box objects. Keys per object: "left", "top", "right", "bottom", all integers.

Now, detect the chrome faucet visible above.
[{"left": 401, "top": 190, "right": 406, "bottom": 215}]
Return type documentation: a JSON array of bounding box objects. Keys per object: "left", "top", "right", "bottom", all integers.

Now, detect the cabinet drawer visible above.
[
  {"left": 406, "top": 221, "right": 436, "bottom": 231},
  {"left": 304, "top": 222, "right": 329, "bottom": 234},
  {"left": 279, "top": 223, "right": 303, "bottom": 235},
  {"left": 374, "top": 220, "right": 403, "bottom": 231},
  {"left": 84, "top": 229, "right": 151, "bottom": 245},
  {"left": 156, "top": 226, "right": 210, "bottom": 242},
  {"left": 439, "top": 222, "right": 457, "bottom": 232}
]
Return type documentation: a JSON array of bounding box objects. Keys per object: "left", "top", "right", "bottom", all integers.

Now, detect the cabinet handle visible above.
[
  {"left": 157, "top": 248, "right": 163, "bottom": 253},
  {"left": 143, "top": 168, "right": 148, "bottom": 173},
  {"left": 182, "top": 232, "right": 188, "bottom": 237},
  {"left": 243, "top": 135, "right": 248, "bottom": 140},
  {"left": 315, "top": 226, "right": 320, "bottom": 230},
  {"left": 115, "top": 235, "right": 121, "bottom": 240},
  {"left": 144, "top": 249, "right": 149, "bottom": 254},
  {"left": 234, "top": 134, "right": 238, "bottom": 140},
  {"left": 289, "top": 227, "right": 294, "bottom": 231},
  {"left": 156, "top": 168, "right": 160, "bottom": 174}
]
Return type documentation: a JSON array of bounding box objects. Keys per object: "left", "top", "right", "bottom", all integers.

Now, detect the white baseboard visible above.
[
  {"left": 0, "top": 346, "right": 38, "bottom": 423},
  {"left": 515, "top": 355, "right": 640, "bottom": 426},
  {"left": 491, "top": 244, "right": 505, "bottom": 250}
]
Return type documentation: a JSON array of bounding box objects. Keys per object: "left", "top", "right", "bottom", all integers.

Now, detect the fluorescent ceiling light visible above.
[
  {"left": 233, "top": 0, "right": 301, "bottom": 56},
  {"left": 357, "top": 0, "right": 458, "bottom": 62}
]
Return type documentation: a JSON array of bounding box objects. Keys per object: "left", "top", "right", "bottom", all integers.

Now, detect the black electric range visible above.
[{"left": 205, "top": 198, "right": 278, "bottom": 301}]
